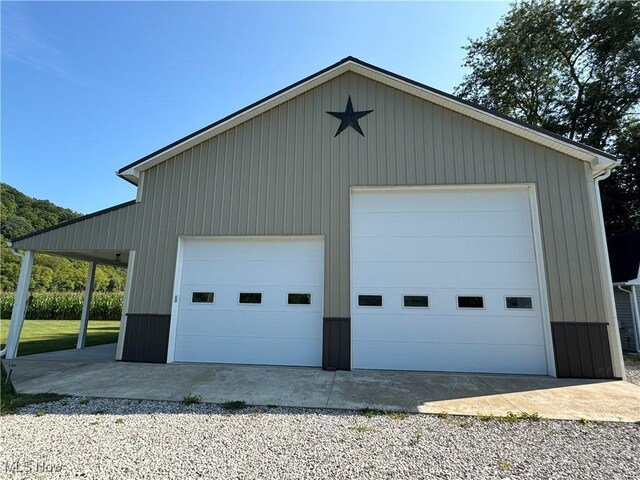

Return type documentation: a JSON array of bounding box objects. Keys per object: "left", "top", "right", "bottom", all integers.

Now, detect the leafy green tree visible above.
[
  {"left": 0, "top": 242, "right": 21, "bottom": 291},
  {"left": 0, "top": 183, "right": 78, "bottom": 238},
  {"left": 456, "top": 0, "right": 640, "bottom": 233},
  {"left": 0, "top": 183, "right": 127, "bottom": 292},
  {"left": 601, "top": 121, "right": 640, "bottom": 234}
]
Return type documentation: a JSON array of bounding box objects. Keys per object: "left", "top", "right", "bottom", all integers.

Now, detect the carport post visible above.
[
  {"left": 4, "top": 250, "right": 35, "bottom": 359},
  {"left": 77, "top": 262, "right": 96, "bottom": 349}
]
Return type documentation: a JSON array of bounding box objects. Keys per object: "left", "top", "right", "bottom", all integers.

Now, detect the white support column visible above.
[
  {"left": 116, "top": 251, "right": 135, "bottom": 361},
  {"left": 77, "top": 262, "right": 96, "bottom": 349},
  {"left": 4, "top": 250, "right": 35, "bottom": 359}
]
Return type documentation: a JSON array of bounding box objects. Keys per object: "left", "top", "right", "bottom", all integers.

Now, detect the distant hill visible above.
[
  {"left": 1, "top": 183, "right": 126, "bottom": 292},
  {"left": 0, "top": 183, "right": 80, "bottom": 240}
]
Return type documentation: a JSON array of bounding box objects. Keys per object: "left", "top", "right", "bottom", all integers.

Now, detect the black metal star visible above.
[{"left": 326, "top": 96, "right": 374, "bottom": 137}]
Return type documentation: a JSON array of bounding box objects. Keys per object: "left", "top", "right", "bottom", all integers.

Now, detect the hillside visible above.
[{"left": 1, "top": 183, "right": 126, "bottom": 292}]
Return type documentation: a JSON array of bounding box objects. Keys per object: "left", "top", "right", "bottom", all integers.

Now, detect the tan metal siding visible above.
[
  {"left": 128, "top": 71, "right": 607, "bottom": 320},
  {"left": 13, "top": 71, "right": 608, "bottom": 325}
]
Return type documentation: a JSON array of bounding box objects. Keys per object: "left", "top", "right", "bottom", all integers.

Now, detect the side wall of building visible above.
[
  {"left": 12, "top": 71, "right": 616, "bottom": 376},
  {"left": 129, "top": 72, "right": 607, "bottom": 326}
]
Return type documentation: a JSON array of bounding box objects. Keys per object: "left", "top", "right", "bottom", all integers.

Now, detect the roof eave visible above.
[{"left": 591, "top": 154, "right": 620, "bottom": 177}]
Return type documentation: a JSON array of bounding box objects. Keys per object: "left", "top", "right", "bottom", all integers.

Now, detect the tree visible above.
[
  {"left": 456, "top": 0, "right": 640, "bottom": 232},
  {"left": 0, "top": 183, "right": 127, "bottom": 292},
  {"left": 601, "top": 120, "right": 640, "bottom": 234}
]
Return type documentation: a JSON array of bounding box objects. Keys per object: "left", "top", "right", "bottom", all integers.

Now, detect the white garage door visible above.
[
  {"left": 351, "top": 187, "right": 550, "bottom": 375},
  {"left": 171, "top": 237, "right": 324, "bottom": 366}
]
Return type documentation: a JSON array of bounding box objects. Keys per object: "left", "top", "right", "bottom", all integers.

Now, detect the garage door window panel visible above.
[
  {"left": 288, "top": 293, "right": 312, "bottom": 305},
  {"left": 457, "top": 296, "right": 485, "bottom": 309},
  {"left": 403, "top": 295, "right": 429, "bottom": 308},
  {"left": 192, "top": 292, "right": 214, "bottom": 303},
  {"left": 505, "top": 296, "right": 533, "bottom": 310},
  {"left": 358, "top": 295, "right": 383, "bottom": 307},
  {"left": 239, "top": 292, "right": 263, "bottom": 305}
]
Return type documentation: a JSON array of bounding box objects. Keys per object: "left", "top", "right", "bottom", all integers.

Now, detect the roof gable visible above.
[{"left": 117, "top": 56, "right": 617, "bottom": 184}]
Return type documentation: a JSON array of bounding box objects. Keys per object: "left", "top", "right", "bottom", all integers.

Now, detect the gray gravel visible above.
[
  {"left": 626, "top": 355, "right": 640, "bottom": 386},
  {"left": 1, "top": 397, "right": 639, "bottom": 480}
]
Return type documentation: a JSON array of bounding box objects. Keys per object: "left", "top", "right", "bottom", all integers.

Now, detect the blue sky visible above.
[{"left": 2, "top": 1, "right": 510, "bottom": 214}]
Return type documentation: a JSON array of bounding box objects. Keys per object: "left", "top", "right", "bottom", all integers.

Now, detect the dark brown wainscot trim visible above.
[
  {"left": 323, "top": 317, "right": 351, "bottom": 371},
  {"left": 551, "top": 322, "right": 615, "bottom": 378},
  {"left": 121, "top": 314, "right": 171, "bottom": 363}
]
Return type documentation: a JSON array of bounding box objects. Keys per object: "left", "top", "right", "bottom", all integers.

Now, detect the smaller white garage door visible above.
[{"left": 170, "top": 237, "right": 324, "bottom": 366}]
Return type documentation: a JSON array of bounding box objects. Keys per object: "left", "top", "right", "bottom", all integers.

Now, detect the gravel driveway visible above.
[
  {"left": 626, "top": 357, "right": 640, "bottom": 386},
  {"left": 2, "top": 397, "right": 639, "bottom": 480}
]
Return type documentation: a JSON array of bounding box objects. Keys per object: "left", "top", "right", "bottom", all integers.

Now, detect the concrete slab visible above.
[
  {"left": 327, "top": 370, "right": 521, "bottom": 416},
  {"left": 186, "top": 363, "right": 335, "bottom": 408},
  {"left": 6, "top": 348, "right": 335, "bottom": 409},
  {"left": 5, "top": 346, "right": 640, "bottom": 422},
  {"left": 481, "top": 375, "right": 640, "bottom": 422}
]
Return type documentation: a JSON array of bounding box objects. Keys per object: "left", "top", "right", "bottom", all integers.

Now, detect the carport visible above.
[{"left": 2, "top": 200, "right": 138, "bottom": 361}]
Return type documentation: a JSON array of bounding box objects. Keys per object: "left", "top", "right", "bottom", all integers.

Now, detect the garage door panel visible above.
[
  {"left": 352, "top": 211, "right": 532, "bottom": 237},
  {"left": 176, "top": 310, "right": 323, "bottom": 338},
  {"left": 352, "top": 236, "right": 535, "bottom": 263},
  {"left": 182, "top": 238, "right": 324, "bottom": 261},
  {"left": 351, "top": 189, "right": 531, "bottom": 213},
  {"left": 352, "top": 341, "right": 547, "bottom": 374},
  {"left": 181, "top": 260, "right": 323, "bottom": 285},
  {"left": 179, "top": 285, "right": 323, "bottom": 312},
  {"left": 351, "top": 288, "right": 541, "bottom": 316},
  {"left": 175, "top": 336, "right": 321, "bottom": 366},
  {"left": 353, "top": 261, "right": 539, "bottom": 290},
  {"left": 352, "top": 316, "right": 544, "bottom": 345}
]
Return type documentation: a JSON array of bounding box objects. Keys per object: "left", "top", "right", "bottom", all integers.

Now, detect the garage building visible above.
[{"left": 5, "top": 57, "right": 625, "bottom": 379}]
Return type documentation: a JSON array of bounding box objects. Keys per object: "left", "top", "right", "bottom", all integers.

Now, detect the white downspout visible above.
[
  {"left": 617, "top": 285, "right": 640, "bottom": 354},
  {"left": 593, "top": 168, "right": 626, "bottom": 379}
]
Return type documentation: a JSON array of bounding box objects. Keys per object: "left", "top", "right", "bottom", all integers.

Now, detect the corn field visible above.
[{"left": 0, "top": 292, "right": 123, "bottom": 320}]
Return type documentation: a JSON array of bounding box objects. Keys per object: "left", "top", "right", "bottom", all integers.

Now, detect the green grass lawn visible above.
[{"left": 0, "top": 319, "right": 120, "bottom": 356}]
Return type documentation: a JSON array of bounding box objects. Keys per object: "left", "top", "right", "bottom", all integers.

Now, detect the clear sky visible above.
[{"left": 2, "top": 1, "right": 510, "bottom": 214}]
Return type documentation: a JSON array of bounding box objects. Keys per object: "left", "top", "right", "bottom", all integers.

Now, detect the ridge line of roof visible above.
[
  {"left": 117, "top": 56, "right": 616, "bottom": 177},
  {"left": 10, "top": 199, "right": 137, "bottom": 245}
]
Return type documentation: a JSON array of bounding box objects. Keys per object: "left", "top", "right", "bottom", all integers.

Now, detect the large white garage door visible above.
[
  {"left": 171, "top": 237, "right": 324, "bottom": 366},
  {"left": 351, "top": 187, "right": 550, "bottom": 375}
]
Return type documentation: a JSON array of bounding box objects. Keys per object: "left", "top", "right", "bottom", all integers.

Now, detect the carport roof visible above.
[
  {"left": 10, "top": 200, "right": 135, "bottom": 244},
  {"left": 9, "top": 200, "right": 135, "bottom": 266}
]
